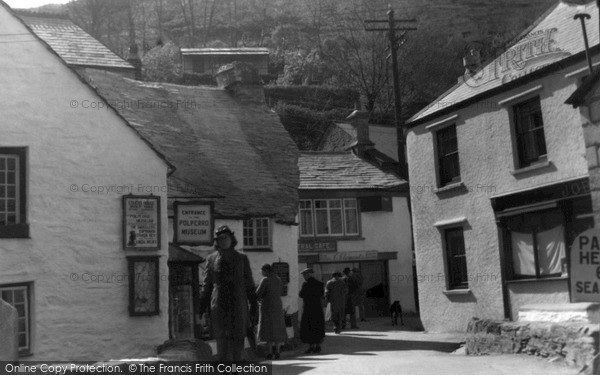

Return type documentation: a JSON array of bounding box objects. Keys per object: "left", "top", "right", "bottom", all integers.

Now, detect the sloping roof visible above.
[
  {"left": 15, "top": 10, "right": 134, "bottom": 70},
  {"left": 79, "top": 69, "right": 299, "bottom": 224},
  {"left": 181, "top": 47, "right": 269, "bottom": 56},
  {"left": 299, "top": 152, "right": 406, "bottom": 191},
  {"left": 408, "top": 0, "right": 597, "bottom": 126}
]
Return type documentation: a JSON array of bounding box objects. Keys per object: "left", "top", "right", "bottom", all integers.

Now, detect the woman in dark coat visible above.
[
  {"left": 256, "top": 264, "right": 288, "bottom": 359},
  {"left": 299, "top": 268, "right": 325, "bottom": 354},
  {"left": 199, "top": 225, "right": 257, "bottom": 361}
]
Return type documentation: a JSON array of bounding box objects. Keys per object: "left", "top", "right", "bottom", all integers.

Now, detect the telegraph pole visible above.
[{"left": 365, "top": 7, "right": 416, "bottom": 180}]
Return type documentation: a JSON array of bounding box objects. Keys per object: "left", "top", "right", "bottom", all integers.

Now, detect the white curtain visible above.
[
  {"left": 511, "top": 231, "right": 535, "bottom": 276},
  {"left": 537, "top": 225, "right": 565, "bottom": 275}
]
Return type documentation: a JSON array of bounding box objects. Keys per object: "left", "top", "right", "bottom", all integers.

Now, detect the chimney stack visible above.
[
  {"left": 345, "top": 110, "right": 374, "bottom": 158},
  {"left": 463, "top": 49, "right": 481, "bottom": 76},
  {"left": 127, "top": 43, "right": 142, "bottom": 80},
  {"left": 215, "top": 61, "right": 264, "bottom": 104}
]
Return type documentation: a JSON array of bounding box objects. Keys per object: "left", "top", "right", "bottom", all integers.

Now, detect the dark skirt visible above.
[{"left": 300, "top": 298, "right": 325, "bottom": 344}]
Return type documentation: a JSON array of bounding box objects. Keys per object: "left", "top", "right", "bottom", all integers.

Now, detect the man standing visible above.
[
  {"left": 342, "top": 268, "right": 359, "bottom": 329},
  {"left": 325, "top": 272, "right": 347, "bottom": 334},
  {"left": 352, "top": 268, "right": 366, "bottom": 322}
]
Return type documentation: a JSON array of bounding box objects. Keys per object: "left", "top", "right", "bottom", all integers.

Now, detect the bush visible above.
[{"left": 178, "top": 72, "right": 217, "bottom": 86}]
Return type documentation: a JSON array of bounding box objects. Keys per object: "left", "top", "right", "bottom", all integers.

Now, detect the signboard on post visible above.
[
  {"left": 173, "top": 201, "right": 214, "bottom": 246},
  {"left": 123, "top": 195, "right": 161, "bottom": 250},
  {"left": 570, "top": 228, "right": 600, "bottom": 302}
]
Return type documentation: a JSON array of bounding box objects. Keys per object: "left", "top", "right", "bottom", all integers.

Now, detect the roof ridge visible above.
[{"left": 13, "top": 9, "right": 70, "bottom": 19}]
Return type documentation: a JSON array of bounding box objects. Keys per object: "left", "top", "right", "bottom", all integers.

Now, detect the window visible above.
[
  {"left": 243, "top": 218, "right": 271, "bottom": 249},
  {"left": 0, "top": 148, "right": 28, "bottom": 238},
  {"left": 444, "top": 227, "right": 468, "bottom": 289},
  {"left": 505, "top": 210, "right": 565, "bottom": 279},
  {"left": 514, "top": 97, "right": 547, "bottom": 167},
  {"left": 299, "top": 198, "right": 360, "bottom": 237},
  {"left": 436, "top": 125, "right": 460, "bottom": 186},
  {"left": 0, "top": 283, "right": 31, "bottom": 355}
]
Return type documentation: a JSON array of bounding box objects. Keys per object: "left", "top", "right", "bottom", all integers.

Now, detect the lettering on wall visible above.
[{"left": 571, "top": 228, "right": 600, "bottom": 302}]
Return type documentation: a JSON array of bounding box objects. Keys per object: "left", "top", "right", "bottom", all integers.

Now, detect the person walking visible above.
[
  {"left": 352, "top": 268, "right": 366, "bottom": 322},
  {"left": 199, "top": 225, "right": 257, "bottom": 361},
  {"left": 299, "top": 268, "right": 325, "bottom": 354},
  {"left": 325, "top": 271, "right": 347, "bottom": 334},
  {"left": 341, "top": 268, "right": 359, "bottom": 329},
  {"left": 256, "top": 263, "right": 288, "bottom": 360}
]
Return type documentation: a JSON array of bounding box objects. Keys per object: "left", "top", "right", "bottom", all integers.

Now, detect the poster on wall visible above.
[
  {"left": 272, "top": 262, "right": 289, "bottom": 296},
  {"left": 570, "top": 228, "right": 600, "bottom": 302},
  {"left": 123, "top": 195, "right": 161, "bottom": 251},
  {"left": 173, "top": 201, "right": 214, "bottom": 246}
]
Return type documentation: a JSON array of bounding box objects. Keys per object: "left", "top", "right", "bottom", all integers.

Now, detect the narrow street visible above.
[{"left": 270, "top": 318, "right": 578, "bottom": 375}]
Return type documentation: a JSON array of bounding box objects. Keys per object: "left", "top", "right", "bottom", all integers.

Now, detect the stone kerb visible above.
[{"left": 0, "top": 299, "right": 19, "bottom": 361}]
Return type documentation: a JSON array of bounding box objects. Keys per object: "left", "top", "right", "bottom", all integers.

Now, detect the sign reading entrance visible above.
[
  {"left": 571, "top": 228, "right": 600, "bottom": 302},
  {"left": 319, "top": 250, "right": 378, "bottom": 263},
  {"left": 123, "top": 195, "right": 161, "bottom": 250},
  {"left": 173, "top": 201, "right": 214, "bottom": 246}
]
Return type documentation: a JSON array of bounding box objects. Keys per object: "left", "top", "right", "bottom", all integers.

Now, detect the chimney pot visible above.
[{"left": 463, "top": 49, "right": 481, "bottom": 76}]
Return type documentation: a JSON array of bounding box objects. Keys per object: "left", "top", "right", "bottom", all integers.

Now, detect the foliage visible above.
[
  {"left": 264, "top": 85, "right": 359, "bottom": 111},
  {"left": 177, "top": 72, "right": 217, "bottom": 86},
  {"left": 141, "top": 41, "right": 183, "bottom": 83}
]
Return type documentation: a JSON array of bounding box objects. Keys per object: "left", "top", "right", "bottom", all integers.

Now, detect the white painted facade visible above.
[
  {"left": 298, "top": 196, "right": 416, "bottom": 315},
  {"left": 406, "top": 59, "right": 592, "bottom": 332},
  {"left": 0, "top": 5, "right": 170, "bottom": 360}
]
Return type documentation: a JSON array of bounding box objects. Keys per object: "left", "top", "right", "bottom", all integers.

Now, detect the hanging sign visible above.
[
  {"left": 173, "top": 201, "right": 214, "bottom": 246},
  {"left": 571, "top": 228, "right": 600, "bottom": 302},
  {"left": 123, "top": 195, "right": 161, "bottom": 250}
]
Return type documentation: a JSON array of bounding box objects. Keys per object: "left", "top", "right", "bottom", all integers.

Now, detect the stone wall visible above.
[{"left": 466, "top": 318, "right": 599, "bottom": 374}]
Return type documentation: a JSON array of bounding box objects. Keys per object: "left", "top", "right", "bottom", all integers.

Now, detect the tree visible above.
[{"left": 141, "top": 41, "right": 183, "bottom": 82}]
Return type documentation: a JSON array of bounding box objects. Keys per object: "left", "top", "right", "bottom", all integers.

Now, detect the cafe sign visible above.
[
  {"left": 319, "top": 250, "right": 378, "bottom": 263},
  {"left": 570, "top": 228, "right": 600, "bottom": 302},
  {"left": 123, "top": 195, "right": 160, "bottom": 250},
  {"left": 173, "top": 201, "right": 214, "bottom": 246},
  {"left": 298, "top": 241, "right": 337, "bottom": 253}
]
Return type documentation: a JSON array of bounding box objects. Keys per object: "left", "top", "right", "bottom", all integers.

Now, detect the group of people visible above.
[
  {"left": 198, "top": 225, "right": 367, "bottom": 360},
  {"left": 198, "top": 225, "right": 287, "bottom": 361},
  {"left": 298, "top": 267, "right": 366, "bottom": 353}
]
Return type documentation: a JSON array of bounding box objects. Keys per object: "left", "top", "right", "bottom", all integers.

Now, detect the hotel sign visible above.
[
  {"left": 571, "top": 228, "right": 600, "bottom": 302},
  {"left": 298, "top": 241, "right": 337, "bottom": 253},
  {"left": 319, "top": 250, "right": 378, "bottom": 263},
  {"left": 173, "top": 201, "right": 214, "bottom": 246}
]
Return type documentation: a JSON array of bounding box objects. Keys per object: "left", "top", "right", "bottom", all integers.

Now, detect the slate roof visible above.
[
  {"left": 15, "top": 10, "right": 134, "bottom": 70},
  {"left": 408, "top": 0, "right": 598, "bottom": 126},
  {"left": 299, "top": 152, "right": 406, "bottom": 191},
  {"left": 80, "top": 69, "right": 300, "bottom": 224}
]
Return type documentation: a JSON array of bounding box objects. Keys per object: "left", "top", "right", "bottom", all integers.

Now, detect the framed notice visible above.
[
  {"left": 123, "top": 195, "right": 161, "bottom": 251},
  {"left": 272, "top": 262, "right": 289, "bottom": 296},
  {"left": 173, "top": 201, "right": 214, "bottom": 246},
  {"left": 128, "top": 256, "right": 160, "bottom": 316}
]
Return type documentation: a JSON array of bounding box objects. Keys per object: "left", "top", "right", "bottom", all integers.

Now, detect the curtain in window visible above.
[
  {"left": 511, "top": 231, "right": 536, "bottom": 276},
  {"left": 537, "top": 225, "right": 565, "bottom": 275}
]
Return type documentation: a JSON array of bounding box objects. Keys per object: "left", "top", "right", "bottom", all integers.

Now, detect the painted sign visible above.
[
  {"left": 173, "top": 201, "right": 214, "bottom": 246},
  {"left": 319, "top": 250, "right": 378, "bottom": 263},
  {"left": 298, "top": 241, "right": 337, "bottom": 253},
  {"left": 570, "top": 228, "right": 600, "bottom": 302},
  {"left": 272, "top": 262, "right": 289, "bottom": 296},
  {"left": 123, "top": 195, "right": 161, "bottom": 250}
]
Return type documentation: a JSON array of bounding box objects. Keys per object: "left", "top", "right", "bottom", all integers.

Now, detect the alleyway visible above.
[{"left": 271, "top": 318, "right": 577, "bottom": 375}]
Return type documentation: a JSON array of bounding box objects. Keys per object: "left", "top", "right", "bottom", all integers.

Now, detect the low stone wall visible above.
[{"left": 466, "top": 318, "right": 599, "bottom": 374}]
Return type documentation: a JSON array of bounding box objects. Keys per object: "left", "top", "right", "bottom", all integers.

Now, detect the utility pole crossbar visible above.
[{"left": 364, "top": 8, "right": 417, "bottom": 180}]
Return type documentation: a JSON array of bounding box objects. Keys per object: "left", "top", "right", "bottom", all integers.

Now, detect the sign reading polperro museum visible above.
[
  {"left": 123, "top": 195, "right": 161, "bottom": 250},
  {"left": 571, "top": 228, "right": 600, "bottom": 302},
  {"left": 173, "top": 201, "right": 214, "bottom": 246}
]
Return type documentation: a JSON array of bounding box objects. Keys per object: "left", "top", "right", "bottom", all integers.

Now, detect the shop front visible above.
[{"left": 492, "top": 176, "right": 593, "bottom": 319}]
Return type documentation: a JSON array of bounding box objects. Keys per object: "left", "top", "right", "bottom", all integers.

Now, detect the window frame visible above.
[
  {"left": 0, "top": 282, "right": 32, "bottom": 355},
  {"left": 434, "top": 124, "right": 461, "bottom": 187},
  {"left": 299, "top": 198, "right": 361, "bottom": 238},
  {"left": 0, "top": 147, "right": 28, "bottom": 238},
  {"left": 242, "top": 217, "right": 272, "bottom": 251},
  {"left": 442, "top": 227, "right": 469, "bottom": 290},
  {"left": 512, "top": 96, "right": 547, "bottom": 168}
]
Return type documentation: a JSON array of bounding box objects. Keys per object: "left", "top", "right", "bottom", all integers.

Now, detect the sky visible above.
[{"left": 4, "top": 0, "right": 71, "bottom": 9}]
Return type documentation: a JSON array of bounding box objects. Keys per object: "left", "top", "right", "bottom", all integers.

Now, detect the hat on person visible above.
[
  {"left": 300, "top": 268, "right": 314, "bottom": 275},
  {"left": 343, "top": 267, "right": 351, "bottom": 275}
]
